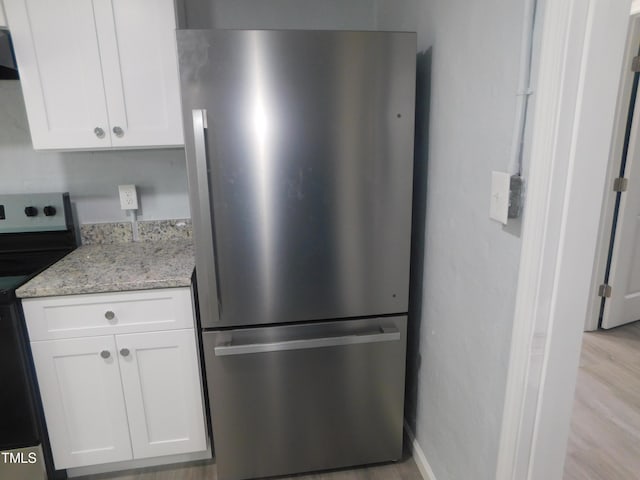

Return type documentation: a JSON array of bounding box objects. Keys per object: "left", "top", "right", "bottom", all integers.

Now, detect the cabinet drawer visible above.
[{"left": 23, "top": 288, "right": 194, "bottom": 341}]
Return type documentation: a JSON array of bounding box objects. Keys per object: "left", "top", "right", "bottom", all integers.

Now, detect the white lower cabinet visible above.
[
  {"left": 30, "top": 335, "right": 133, "bottom": 468},
  {"left": 23, "top": 288, "right": 207, "bottom": 470},
  {"left": 117, "top": 330, "right": 206, "bottom": 459}
]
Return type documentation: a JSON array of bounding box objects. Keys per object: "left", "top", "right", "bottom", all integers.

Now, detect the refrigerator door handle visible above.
[
  {"left": 192, "top": 109, "right": 223, "bottom": 320},
  {"left": 214, "top": 326, "right": 400, "bottom": 356}
]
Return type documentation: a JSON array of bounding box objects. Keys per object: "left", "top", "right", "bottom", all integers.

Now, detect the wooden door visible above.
[
  {"left": 94, "top": 0, "right": 184, "bottom": 148},
  {"left": 29, "top": 336, "right": 132, "bottom": 468},
  {"left": 116, "top": 329, "right": 207, "bottom": 459},
  {"left": 3, "top": 0, "right": 111, "bottom": 149}
]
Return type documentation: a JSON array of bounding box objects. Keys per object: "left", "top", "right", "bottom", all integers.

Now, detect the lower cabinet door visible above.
[
  {"left": 116, "top": 329, "right": 207, "bottom": 459},
  {"left": 30, "top": 336, "right": 132, "bottom": 469}
]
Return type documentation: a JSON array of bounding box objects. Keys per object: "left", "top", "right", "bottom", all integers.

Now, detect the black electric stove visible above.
[{"left": 0, "top": 193, "right": 77, "bottom": 480}]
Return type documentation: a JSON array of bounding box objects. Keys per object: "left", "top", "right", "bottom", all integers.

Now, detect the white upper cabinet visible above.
[
  {"left": 4, "top": 0, "right": 184, "bottom": 150},
  {"left": 4, "top": 0, "right": 110, "bottom": 149},
  {"left": 94, "top": 0, "right": 184, "bottom": 148}
]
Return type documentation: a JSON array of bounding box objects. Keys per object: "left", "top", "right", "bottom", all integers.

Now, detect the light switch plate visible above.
[
  {"left": 118, "top": 185, "right": 138, "bottom": 210},
  {"left": 490, "top": 171, "right": 510, "bottom": 224}
]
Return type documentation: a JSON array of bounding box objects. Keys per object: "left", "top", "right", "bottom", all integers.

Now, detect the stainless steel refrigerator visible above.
[{"left": 177, "top": 29, "right": 416, "bottom": 480}]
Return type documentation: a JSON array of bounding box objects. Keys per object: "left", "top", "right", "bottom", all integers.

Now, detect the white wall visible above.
[
  {"left": 386, "top": 1, "right": 527, "bottom": 479},
  {"left": 0, "top": 81, "right": 190, "bottom": 224}
]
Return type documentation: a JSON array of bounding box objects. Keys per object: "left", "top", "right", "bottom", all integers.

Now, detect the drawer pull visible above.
[
  {"left": 100, "top": 350, "right": 111, "bottom": 359},
  {"left": 215, "top": 326, "right": 400, "bottom": 356},
  {"left": 119, "top": 348, "right": 130, "bottom": 357},
  {"left": 104, "top": 311, "right": 115, "bottom": 320}
]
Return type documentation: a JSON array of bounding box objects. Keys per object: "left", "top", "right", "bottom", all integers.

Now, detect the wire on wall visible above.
[{"left": 508, "top": 0, "right": 539, "bottom": 177}]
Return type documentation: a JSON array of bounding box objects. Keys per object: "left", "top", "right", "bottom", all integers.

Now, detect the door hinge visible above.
[
  {"left": 632, "top": 56, "right": 640, "bottom": 72},
  {"left": 598, "top": 284, "right": 612, "bottom": 298},
  {"left": 613, "top": 177, "right": 628, "bottom": 192}
]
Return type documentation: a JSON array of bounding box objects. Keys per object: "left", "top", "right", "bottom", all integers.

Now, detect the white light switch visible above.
[{"left": 490, "top": 172, "right": 510, "bottom": 224}]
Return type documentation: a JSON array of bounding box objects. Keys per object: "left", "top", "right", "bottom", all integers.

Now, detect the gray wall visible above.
[
  {"left": 394, "top": 1, "right": 526, "bottom": 479},
  {"left": 180, "top": 0, "right": 377, "bottom": 29},
  {"left": 0, "top": 81, "right": 190, "bottom": 224}
]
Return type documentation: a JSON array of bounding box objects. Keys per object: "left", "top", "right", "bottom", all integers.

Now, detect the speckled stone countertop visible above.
[{"left": 16, "top": 239, "right": 195, "bottom": 299}]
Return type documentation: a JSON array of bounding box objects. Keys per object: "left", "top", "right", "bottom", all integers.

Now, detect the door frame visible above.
[
  {"left": 584, "top": 14, "right": 640, "bottom": 331},
  {"left": 496, "top": 0, "right": 633, "bottom": 479}
]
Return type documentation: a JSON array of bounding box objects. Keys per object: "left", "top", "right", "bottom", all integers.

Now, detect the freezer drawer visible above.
[{"left": 203, "top": 316, "right": 407, "bottom": 480}]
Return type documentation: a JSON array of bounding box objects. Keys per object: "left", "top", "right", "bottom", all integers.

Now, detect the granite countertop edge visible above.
[
  {"left": 16, "top": 240, "right": 195, "bottom": 299},
  {"left": 16, "top": 278, "right": 192, "bottom": 299}
]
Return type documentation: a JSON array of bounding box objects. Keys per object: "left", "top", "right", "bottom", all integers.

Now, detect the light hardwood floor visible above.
[
  {"left": 77, "top": 452, "right": 423, "bottom": 480},
  {"left": 564, "top": 321, "right": 640, "bottom": 480}
]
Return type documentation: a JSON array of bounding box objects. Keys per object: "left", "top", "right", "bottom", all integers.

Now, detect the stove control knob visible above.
[
  {"left": 43, "top": 205, "right": 57, "bottom": 216},
  {"left": 24, "top": 206, "right": 38, "bottom": 217}
]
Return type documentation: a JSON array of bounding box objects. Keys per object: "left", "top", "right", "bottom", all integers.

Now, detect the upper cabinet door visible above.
[
  {"left": 4, "top": 0, "right": 111, "bottom": 150},
  {"left": 94, "top": 0, "right": 184, "bottom": 148}
]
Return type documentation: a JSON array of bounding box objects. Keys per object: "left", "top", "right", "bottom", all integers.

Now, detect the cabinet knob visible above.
[
  {"left": 112, "top": 126, "right": 124, "bottom": 137},
  {"left": 100, "top": 350, "right": 111, "bottom": 359},
  {"left": 119, "top": 348, "right": 130, "bottom": 357},
  {"left": 94, "top": 127, "right": 106, "bottom": 139},
  {"left": 105, "top": 310, "right": 115, "bottom": 320}
]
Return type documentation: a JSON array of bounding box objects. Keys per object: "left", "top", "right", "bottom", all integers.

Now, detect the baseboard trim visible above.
[{"left": 404, "top": 420, "right": 437, "bottom": 480}]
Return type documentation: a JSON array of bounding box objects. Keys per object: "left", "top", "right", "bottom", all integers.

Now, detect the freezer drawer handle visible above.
[{"left": 214, "top": 326, "right": 400, "bottom": 356}]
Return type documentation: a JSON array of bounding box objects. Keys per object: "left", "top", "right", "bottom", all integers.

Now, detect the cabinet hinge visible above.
[
  {"left": 613, "top": 177, "right": 628, "bottom": 192},
  {"left": 598, "top": 284, "right": 612, "bottom": 298},
  {"left": 632, "top": 56, "right": 640, "bottom": 72}
]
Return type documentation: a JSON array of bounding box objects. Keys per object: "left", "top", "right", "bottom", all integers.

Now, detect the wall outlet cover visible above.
[
  {"left": 118, "top": 184, "right": 138, "bottom": 210},
  {"left": 490, "top": 171, "right": 510, "bottom": 224}
]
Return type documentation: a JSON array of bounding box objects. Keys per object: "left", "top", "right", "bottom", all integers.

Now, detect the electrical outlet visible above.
[{"left": 118, "top": 185, "right": 138, "bottom": 210}]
